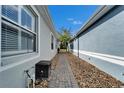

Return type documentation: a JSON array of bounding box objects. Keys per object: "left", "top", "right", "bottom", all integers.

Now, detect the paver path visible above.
[{"left": 48, "top": 53, "right": 79, "bottom": 88}]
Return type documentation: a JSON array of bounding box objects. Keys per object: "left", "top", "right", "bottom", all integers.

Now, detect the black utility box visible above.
[{"left": 35, "top": 61, "right": 51, "bottom": 80}]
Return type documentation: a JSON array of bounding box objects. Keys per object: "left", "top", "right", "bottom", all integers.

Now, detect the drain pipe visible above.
[{"left": 77, "top": 38, "right": 79, "bottom": 58}]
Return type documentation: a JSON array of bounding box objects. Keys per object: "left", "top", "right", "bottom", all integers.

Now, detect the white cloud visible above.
[
  {"left": 67, "top": 18, "right": 74, "bottom": 21},
  {"left": 67, "top": 18, "right": 82, "bottom": 25},
  {"left": 72, "top": 20, "right": 82, "bottom": 25}
]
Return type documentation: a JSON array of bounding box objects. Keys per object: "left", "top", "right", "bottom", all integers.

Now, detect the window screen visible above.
[
  {"left": 21, "top": 8, "right": 32, "bottom": 30},
  {"left": 2, "top": 5, "right": 18, "bottom": 23}
]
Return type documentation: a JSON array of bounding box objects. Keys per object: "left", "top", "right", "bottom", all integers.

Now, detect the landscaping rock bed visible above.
[
  {"left": 66, "top": 53, "right": 123, "bottom": 88},
  {"left": 35, "top": 80, "right": 48, "bottom": 88}
]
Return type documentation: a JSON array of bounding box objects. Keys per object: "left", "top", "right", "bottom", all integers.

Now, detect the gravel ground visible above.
[
  {"left": 66, "top": 53, "right": 123, "bottom": 88},
  {"left": 35, "top": 80, "right": 48, "bottom": 88}
]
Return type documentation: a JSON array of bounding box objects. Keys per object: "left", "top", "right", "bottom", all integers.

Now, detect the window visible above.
[
  {"left": 21, "top": 31, "right": 35, "bottom": 52},
  {"left": 70, "top": 42, "right": 73, "bottom": 50},
  {"left": 51, "top": 35, "right": 54, "bottom": 50},
  {"left": 55, "top": 39, "right": 58, "bottom": 49},
  {"left": 1, "top": 5, "right": 37, "bottom": 57},
  {"left": 21, "top": 8, "right": 33, "bottom": 30},
  {"left": 1, "top": 23, "right": 18, "bottom": 52},
  {"left": 2, "top": 5, "right": 18, "bottom": 23}
]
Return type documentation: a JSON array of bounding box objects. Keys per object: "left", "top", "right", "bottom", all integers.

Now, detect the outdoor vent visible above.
[{"left": 35, "top": 61, "right": 51, "bottom": 80}]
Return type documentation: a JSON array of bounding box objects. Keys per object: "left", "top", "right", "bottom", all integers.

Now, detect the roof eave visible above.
[
  {"left": 74, "top": 5, "right": 115, "bottom": 39},
  {"left": 35, "top": 5, "right": 59, "bottom": 39}
]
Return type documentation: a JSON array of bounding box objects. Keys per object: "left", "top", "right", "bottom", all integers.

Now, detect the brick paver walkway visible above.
[{"left": 48, "top": 53, "right": 79, "bottom": 88}]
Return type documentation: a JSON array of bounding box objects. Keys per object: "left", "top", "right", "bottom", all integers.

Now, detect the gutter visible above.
[
  {"left": 71, "top": 5, "right": 115, "bottom": 41},
  {"left": 43, "top": 6, "right": 60, "bottom": 40},
  {"left": 35, "top": 6, "right": 59, "bottom": 39}
]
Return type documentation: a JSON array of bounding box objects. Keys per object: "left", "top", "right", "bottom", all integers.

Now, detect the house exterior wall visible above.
[
  {"left": 39, "top": 15, "right": 57, "bottom": 61},
  {"left": 73, "top": 38, "right": 78, "bottom": 56},
  {"left": 72, "top": 6, "right": 124, "bottom": 82},
  {"left": 0, "top": 5, "right": 57, "bottom": 88}
]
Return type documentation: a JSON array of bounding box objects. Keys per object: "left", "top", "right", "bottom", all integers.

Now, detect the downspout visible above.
[{"left": 77, "top": 38, "right": 79, "bottom": 58}]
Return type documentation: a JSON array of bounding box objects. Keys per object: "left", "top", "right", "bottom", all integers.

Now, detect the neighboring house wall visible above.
[
  {"left": 0, "top": 5, "right": 57, "bottom": 88},
  {"left": 72, "top": 6, "right": 124, "bottom": 82}
]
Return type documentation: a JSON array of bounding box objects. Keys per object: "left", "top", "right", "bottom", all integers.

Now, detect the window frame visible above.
[
  {"left": 1, "top": 6, "right": 36, "bottom": 34},
  {"left": 1, "top": 5, "right": 38, "bottom": 57},
  {"left": 21, "top": 29, "right": 36, "bottom": 53},
  {"left": 1, "top": 21, "right": 19, "bottom": 52},
  {"left": 20, "top": 6, "right": 35, "bottom": 32},
  {"left": 51, "top": 34, "right": 54, "bottom": 50},
  {"left": 0, "top": 5, "right": 2, "bottom": 66}
]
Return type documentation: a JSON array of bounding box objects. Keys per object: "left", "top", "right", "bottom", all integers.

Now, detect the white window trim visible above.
[
  {"left": 2, "top": 15, "right": 36, "bottom": 35},
  {"left": 30, "top": 5, "right": 40, "bottom": 54},
  {"left": 0, "top": 5, "right": 40, "bottom": 68},
  {"left": 1, "top": 23, "right": 36, "bottom": 57},
  {"left": 2, "top": 20, "right": 20, "bottom": 30},
  {"left": 1, "top": 5, "right": 38, "bottom": 57},
  {"left": 1, "top": 50, "right": 34, "bottom": 57},
  {"left": 2, "top": 15, "right": 19, "bottom": 26},
  {"left": 18, "top": 6, "right": 22, "bottom": 51}
]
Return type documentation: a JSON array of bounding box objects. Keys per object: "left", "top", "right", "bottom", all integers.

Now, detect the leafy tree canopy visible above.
[{"left": 59, "top": 27, "right": 72, "bottom": 49}]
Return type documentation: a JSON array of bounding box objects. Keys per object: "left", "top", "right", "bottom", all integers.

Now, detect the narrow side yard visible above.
[
  {"left": 36, "top": 52, "right": 123, "bottom": 88},
  {"left": 36, "top": 52, "right": 79, "bottom": 88},
  {"left": 66, "top": 53, "right": 123, "bottom": 88}
]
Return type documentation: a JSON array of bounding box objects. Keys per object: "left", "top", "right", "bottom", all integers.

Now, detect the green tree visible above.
[{"left": 59, "top": 27, "right": 72, "bottom": 51}]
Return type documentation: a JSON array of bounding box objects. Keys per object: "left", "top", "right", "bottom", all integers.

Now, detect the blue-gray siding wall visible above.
[
  {"left": 78, "top": 6, "right": 124, "bottom": 56},
  {"left": 73, "top": 6, "right": 124, "bottom": 82},
  {"left": 73, "top": 38, "right": 78, "bottom": 56}
]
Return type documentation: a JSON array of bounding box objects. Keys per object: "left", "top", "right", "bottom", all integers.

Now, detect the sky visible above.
[{"left": 48, "top": 5, "right": 100, "bottom": 35}]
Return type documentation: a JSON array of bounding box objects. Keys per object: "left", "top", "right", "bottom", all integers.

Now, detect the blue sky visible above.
[{"left": 48, "top": 5, "right": 100, "bottom": 35}]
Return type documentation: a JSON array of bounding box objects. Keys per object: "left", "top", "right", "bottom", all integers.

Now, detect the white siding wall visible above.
[
  {"left": 39, "top": 16, "right": 57, "bottom": 61},
  {"left": 0, "top": 6, "right": 57, "bottom": 88}
]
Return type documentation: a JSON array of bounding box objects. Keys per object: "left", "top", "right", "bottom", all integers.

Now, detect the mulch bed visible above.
[{"left": 66, "top": 53, "right": 123, "bottom": 88}]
